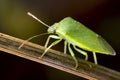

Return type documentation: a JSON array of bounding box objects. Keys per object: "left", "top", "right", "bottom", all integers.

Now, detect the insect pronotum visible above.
[{"left": 19, "top": 12, "right": 116, "bottom": 69}]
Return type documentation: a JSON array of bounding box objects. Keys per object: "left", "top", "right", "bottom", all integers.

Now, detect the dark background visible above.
[{"left": 0, "top": 0, "right": 120, "bottom": 80}]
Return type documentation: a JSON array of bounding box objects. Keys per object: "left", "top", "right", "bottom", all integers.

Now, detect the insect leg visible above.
[
  {"left": 64, "top": 41, "right": 67, "bottom": 54},
  {"left": 39, "top": 39, "right": 62, "bottom": 59},
  {"left": 73, "top": 46, "right": 88, "bottom": 60},
  {"left": 45, "top": 35, "right": 60, "bottom": 48},
  {"left": 73, "top": 46, "right": 92, "bottom": 68},
  {"left": 68, "top": 43, "right": 78, "bottom": 69},
  {"left": 93, "top": 52, "right": 98, "bottom": 64}
]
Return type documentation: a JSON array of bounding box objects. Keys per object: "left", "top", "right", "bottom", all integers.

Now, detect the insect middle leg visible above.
[
  {"left": 73, "top": 45, "right": 92, "bottom": 68},
  {"left": 64, "top": 41, "right": 67, "bottom": 54},
  {"left": 68, "top": 43, "right": 78, "bottom": 69},
  {"left": 73, "top": 46, "right": 88, "bottom": 60}
]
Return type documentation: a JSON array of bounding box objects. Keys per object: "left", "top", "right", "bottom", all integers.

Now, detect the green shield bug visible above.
[{"left": 19, "top": 12, "right": 116, "bottom": 69}]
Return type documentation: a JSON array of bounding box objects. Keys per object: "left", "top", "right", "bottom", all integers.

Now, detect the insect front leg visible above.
[
  {"left": 39, "top": 39, "right": 62, "bottom": 59},
  {"left": 68, "top": 43, "right": 78, "bottom": 69},
  {"left": 73, "top": 46, "right": 88, "bottom": 60},
  {"left": 45, "top": 35, "right": 60, "bottom": 48}
]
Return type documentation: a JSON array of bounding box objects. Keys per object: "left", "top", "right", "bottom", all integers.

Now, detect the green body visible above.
[
  {"left": 26, "top": 12, "right": 116, "bottom": 68},
  {"left": 48, "top": 17, "right": 116, "bottom": 55}
]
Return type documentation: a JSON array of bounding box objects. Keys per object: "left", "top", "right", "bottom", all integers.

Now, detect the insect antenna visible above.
[
  {"left": 18, "top": 33, "right": 49, "bottom": 49},
  {"left": 27, "top": 12, "right": 50, "bottom": 27}
]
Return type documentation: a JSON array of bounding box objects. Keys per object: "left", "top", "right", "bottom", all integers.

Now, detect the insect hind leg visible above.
[{"left": 93, "top": 52, "right": 98, "bottom": 64}]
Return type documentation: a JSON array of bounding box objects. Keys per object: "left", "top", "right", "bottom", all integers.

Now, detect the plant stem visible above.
[{"left": 0, "top": 33, "right": 120, "bottom": 80}]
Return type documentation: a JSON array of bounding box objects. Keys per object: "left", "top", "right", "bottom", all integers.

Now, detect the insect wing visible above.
[{"left": 56, "top": 17, "right": 115, "bottom": 55}]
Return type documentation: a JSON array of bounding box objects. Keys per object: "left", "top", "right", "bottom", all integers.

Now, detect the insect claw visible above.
[
  {"left": 74, "top": 63, "right": 78, "bottom": 70},
  {"left": 39, "top": 53, "right": 45, "bottom": 59},
  {"left": 38, "top": 56, "right": 43, "bottom": 59}
]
